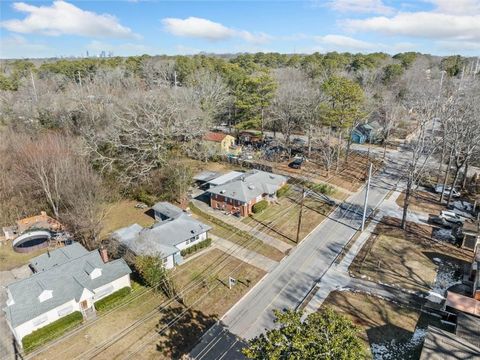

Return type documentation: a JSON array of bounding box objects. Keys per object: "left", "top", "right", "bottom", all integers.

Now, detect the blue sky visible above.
[{"left": 1, "top": 0, "right": 479, "bottom": 59}]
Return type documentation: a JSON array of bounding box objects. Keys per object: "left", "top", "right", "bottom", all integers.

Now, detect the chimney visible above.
[{"left": 99, "top": 247, "right": 109, "bottom": 263}]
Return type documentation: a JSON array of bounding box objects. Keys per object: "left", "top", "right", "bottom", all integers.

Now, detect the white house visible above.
[
  {"left": 113, "top": 202, "right": 211, "bottom": 269},
  {"left": 3, "top": 243, "right": 132, "bottom": 345}
]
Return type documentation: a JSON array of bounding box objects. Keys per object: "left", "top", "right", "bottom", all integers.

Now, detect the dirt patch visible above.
[
  {"left": 322, "top": 291, "right": 447, "bottom": 360},
  {"left": 100, "top": 200, "right": 156, "bottom": 239},
  {"left": 350, "top": 217, "right": 471, "bottom": 293},
  {"left": 396, "top": 191, "right": 445, "bottom": 215}
]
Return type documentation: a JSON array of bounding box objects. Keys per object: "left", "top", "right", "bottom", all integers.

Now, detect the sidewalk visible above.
[
  {"left": 191, "top": 199, "right": 293, "bottom": 253},
  {"left": 211, "top": 235, "right": 279, "bottom": 272}
]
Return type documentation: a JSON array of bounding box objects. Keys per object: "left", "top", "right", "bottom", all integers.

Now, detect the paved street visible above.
[{"left": 190, "top": 150, "right": 408, "bottom": 359}]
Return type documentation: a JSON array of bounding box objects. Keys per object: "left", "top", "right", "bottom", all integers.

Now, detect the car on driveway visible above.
[
  {"left": 289, "top": 157, "right": 304, "bottom": 169},
  {"left": 440, "top": 210, "right": 465, "bottom": 225},
  {"left": 434, "top": 185, "right": 460, "bottom": 197}
]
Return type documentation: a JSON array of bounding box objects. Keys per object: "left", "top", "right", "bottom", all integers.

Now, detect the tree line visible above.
[{"left": 0, "top": 51, "right": 479, "bottom": 247}]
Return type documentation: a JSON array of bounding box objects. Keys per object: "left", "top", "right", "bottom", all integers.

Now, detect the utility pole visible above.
[
  {"left": 174, "top": 70, "right": 177, "bottom": 89},
  {"left": 361, "top": 163, "right": 373, "bottom": 231},
  {"left": 295, "top": 186, "right": 306, "bottom": 244}
]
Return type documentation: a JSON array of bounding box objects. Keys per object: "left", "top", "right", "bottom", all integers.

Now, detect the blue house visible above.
[{"left": 351, "top": 123, "right": 382, "bottom": 144}]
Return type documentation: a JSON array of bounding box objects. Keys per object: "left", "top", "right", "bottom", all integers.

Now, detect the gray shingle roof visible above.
[
  {"left": 29, "top": 242, "right": 89, "bottom": 272},
  {"left": 113, "top": 213, "right": 211, "bottom": 258},
  {"left": 193, "top": 171, "right": 222, "bottom": 183},
  {"left": 208, "top": 170, "right": 287, "bottom": 203},
  {"left": 152, "top": 202, "right": 184, "bottom": 220},
  {"left": 420, "top": 326, "right": 480, "bottom": 360},
  {"left": 5, "top": 245, "right": 131, "bottom": 327}
]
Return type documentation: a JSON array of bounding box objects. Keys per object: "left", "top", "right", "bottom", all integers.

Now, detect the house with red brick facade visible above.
[{"left": 208, "top": 170, "right": 287, "bottom": 217}]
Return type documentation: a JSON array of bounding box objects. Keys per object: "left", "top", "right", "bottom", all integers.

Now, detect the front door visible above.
[{"left": 80, "top": 300, "right": 88, "bottom": 310}]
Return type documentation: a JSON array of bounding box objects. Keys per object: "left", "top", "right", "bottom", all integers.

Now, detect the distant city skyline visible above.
[{"left": 1, "top": 0, "right": 480, "bottom": 59}]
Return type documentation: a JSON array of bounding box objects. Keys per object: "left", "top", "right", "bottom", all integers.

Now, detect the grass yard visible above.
[
  {"left": 100, "top": 200, "right": 156, "bottom": 239},
  {"left": 322, "top": 291, "right": 447, "bottom": 360},
  {"left": 243, "top": 194, "right": 331, "bottom": 244},
  {"left": 396, "top": 190, "right": 445, "bottom": 215},
  {"left": 0, "top": 243, "right": 47, "bottom": 271},
  {"left": 30, "top": 282, "right": 166, "bottom": 360},
  {"left": 350, "top": 217, "right": 471, "bottom": 293},
  {"left": 190, "top": 212, "right": 285, "bottom": 262},
  {"left": 79, "top": 249, "right": 263, "bottom": 360}
]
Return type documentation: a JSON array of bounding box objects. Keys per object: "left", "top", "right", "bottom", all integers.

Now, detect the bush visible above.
[
  {"left": 134, "top": 189, "right": 156, "bottom": 207},
  {"left": 180, "top": 238, "right": 212, "bottom": 257},
  {"left": 277, "top": 184, "right": 290, "bottom": 197},
  {"left": 94, "top": 287, "right": 131, "bottom": 312},
  {"left": 309, "top": 183, "right": 334, "bottom": 195},
  {"left": 252, "top": 200, "right": 268, "bottom": 214},
  {"left": 22, "top": 311, "right": 83, "bottom": 352}
]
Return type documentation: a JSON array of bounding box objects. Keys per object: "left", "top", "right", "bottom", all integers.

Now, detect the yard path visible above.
[
  {"left": 191, "top": 199, "right": 293, "bottom": 253},
  {"left": 0, "top": 265, "right": 32, "bottom": 360},
  {"left": 211, "top": 235, "right": 278, "bottom": 272}
]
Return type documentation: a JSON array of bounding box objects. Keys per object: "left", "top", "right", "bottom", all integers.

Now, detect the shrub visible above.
[
  {"left": 94, "top": 287, "right": 131, "bottom": 313},
  {"left": 22, "top": 311, "right": 83, "bottom": 352},
  {"left": 180, "top": 238, "right": 212, "bottom": 257},
  {"left": 309, "top": 183, "right": 334, "bottom": 195},
  {"left": 276, "top": 184, "right": 290, "bottom": 197},
  {"left": 134, "top": 189, "right": 156, "bottom": 206},
  {"left": 252, "top": 200, "right": 268, "bottom": 214}
]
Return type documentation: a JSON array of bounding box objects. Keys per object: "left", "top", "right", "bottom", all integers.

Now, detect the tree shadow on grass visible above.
[{"left": 156, "top": 306, "right": 217, "bottom": 359}]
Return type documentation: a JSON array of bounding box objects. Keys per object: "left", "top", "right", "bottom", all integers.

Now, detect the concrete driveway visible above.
[{"left": 0, "top": 265, "right": 32, "bottom": 360}]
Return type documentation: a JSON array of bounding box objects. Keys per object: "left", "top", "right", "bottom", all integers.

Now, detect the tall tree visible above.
[
  {"left": 320, "top": 76, "right": 365, "bottom": 168},
  {"left": 243, "top": 308, "right": 365, "bottom": 360}
]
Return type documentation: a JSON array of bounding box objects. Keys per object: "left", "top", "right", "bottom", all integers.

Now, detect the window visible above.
[
  {"left": 94, "top": 285, "right": 114, "bottom": 300},
  {"left": 57, "top": 305, "right": 73, "bottom": 317},
  {"left": 32, "top": 315, "right": 48, "bottom": 327}
]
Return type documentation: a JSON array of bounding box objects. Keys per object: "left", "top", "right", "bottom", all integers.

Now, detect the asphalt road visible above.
[{"left": 190, "top": 151, "right": 406, "bottom": 360}]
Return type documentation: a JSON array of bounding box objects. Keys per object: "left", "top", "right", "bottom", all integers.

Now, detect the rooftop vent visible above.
[
  {"left": 220, "top": 190, "right": 226, "bottom": 194},
  {"left": 248, "top": 184, "right": 255, "bottom": 190},
  {"left": 269, "top": 175, "right": 275, "bottom": 179}
]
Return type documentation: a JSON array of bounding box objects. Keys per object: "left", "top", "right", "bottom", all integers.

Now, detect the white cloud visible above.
[
  {"left": 345, "top": 12, "right": 480, "bottom": 42},
  {"left": 324, "top": 0, "right": 394, "bottom": 15},
  {"left": 0, "top": 34, "right": 54, "bottom": 59},
  {"left": 161, "top": 16, "right": 271, "bottom": 44},
  {"left": 429, "top": 0, "right": 480, "bottom": 15},
  {"left": 314, "top": 34, "right": 376, "bottom": 50},
  {"left": 1, "top": 1, "right": 138, "bottom": 39}
]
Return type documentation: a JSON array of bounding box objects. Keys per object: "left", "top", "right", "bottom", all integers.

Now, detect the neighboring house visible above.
[
  {"left": 208, "top": 170, "right": 288, "bottom": 217},
  {"left": 3, "top": 243, "right": 131, "bottom": 345},
  {"left": 113, "top": 202, "right": 211, "bottom": 269},
  {"left": 419, "top": 317, "right": 480, "bottom": 359},
  {"left": 202, "top": 131, "right": 241, "bottom": 155},
  {"left": 351, "top": 122, "right": 383, "bottom": 144}
]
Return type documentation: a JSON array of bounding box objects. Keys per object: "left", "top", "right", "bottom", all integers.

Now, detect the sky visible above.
[{"left": 0, "top": 0, "right": 479, "bottom": 59}]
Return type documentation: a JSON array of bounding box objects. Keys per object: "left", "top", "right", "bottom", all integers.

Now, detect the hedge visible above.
[
  {"left": 252, "top": 200, "right": 268, "bottom": 214},
  {"left": 94, "top": 287, "right": 132, "bottom": 313},
  {"left": 276, "top": 184, "right": 290, "bottom": 197},
  {"left": 180, "top": 238, "right": 212, "bottom": 257},
  {"left": 22, "top": 311, "right": 83, "bottom": 352}
]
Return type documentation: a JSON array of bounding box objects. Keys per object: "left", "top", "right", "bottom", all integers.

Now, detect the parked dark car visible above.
[{"left": 289, "top": 158, "right": 304, "bottom": 169}]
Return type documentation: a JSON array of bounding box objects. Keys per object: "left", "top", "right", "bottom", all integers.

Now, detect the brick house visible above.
[{"left": 208, "top": 170, "right": 287, "bottom": 217}]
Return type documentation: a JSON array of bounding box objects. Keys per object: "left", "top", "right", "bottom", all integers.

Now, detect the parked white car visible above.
[
  {"left": 440, "top": 210, "right": 465, "bottom": 225},
  {"left": 434, "top": 185, "right": 460, "bottom": 197}
]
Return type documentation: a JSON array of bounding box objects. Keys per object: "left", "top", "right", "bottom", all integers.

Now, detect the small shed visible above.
[{"left": 462, "top": 220, "right": 480, "bottom": 251}]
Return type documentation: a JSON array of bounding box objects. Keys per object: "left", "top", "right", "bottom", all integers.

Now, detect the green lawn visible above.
[{"left": 243, "top": 194, "right": 331, "bottom": 244}]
